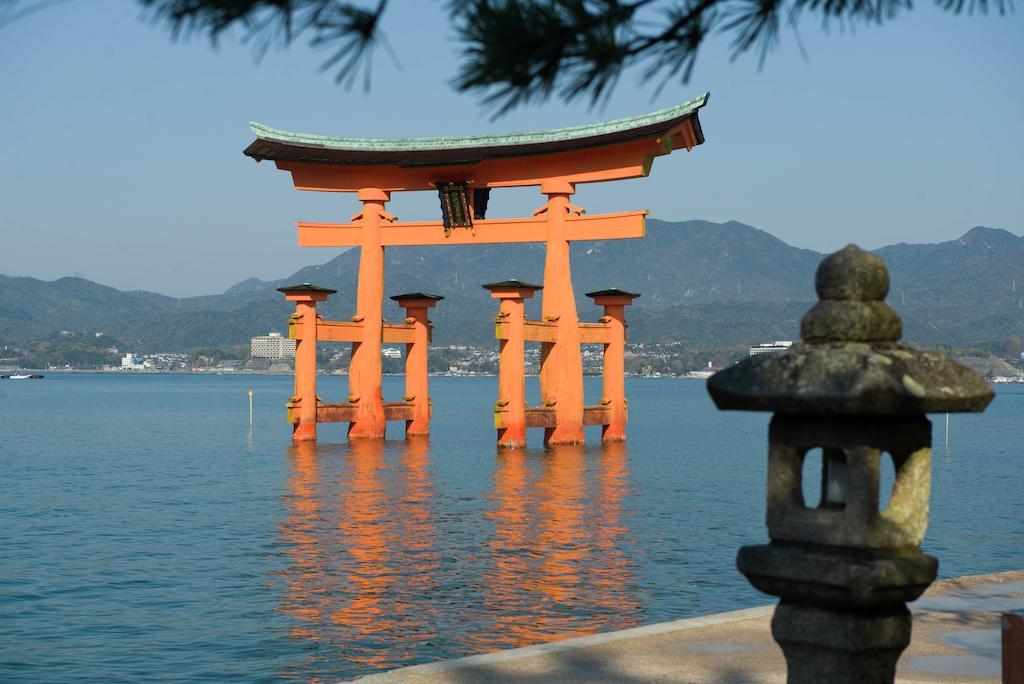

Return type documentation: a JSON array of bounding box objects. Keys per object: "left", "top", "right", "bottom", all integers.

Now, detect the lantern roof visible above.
[
  {"left": 708, "top": 245, "right": 994, "bottom": 415},
  {"left": 244, "top": 93, "right": 708, "bottom": 166}
]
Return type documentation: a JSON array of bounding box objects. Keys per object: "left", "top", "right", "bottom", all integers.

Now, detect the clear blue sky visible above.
[{"left": 1, "top": 1, "right": 1021, "bottom": 296}]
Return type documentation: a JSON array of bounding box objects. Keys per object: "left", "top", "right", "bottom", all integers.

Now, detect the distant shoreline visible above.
[{"left": 0, "top": 368, "right": 715, "bottom": 379}]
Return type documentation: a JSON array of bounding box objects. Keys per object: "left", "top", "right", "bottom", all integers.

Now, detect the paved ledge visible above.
[{"left": 352, "top": 569, "right": 1024, "bottom": 683}]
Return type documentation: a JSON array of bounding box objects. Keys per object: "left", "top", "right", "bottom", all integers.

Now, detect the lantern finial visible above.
[{"left": 801, "top": 244, "right": 901, "bottom": 343}]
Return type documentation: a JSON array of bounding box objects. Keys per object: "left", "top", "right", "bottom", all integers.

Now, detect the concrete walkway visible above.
[{"left": 353, "top": 569, "right": 1024, "bottom": 683}]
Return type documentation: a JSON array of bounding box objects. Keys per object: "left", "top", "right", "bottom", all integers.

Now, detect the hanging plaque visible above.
[{"left": 436, "top": 182, "right": 473, "bottom": 237}]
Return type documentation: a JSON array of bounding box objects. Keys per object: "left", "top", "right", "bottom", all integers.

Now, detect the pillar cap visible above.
[
  {"left": 585, "top": 288, "right": 640, "bottom": 299},
  {"left": 707, "top": 245, "right": 993, "bottom": 416},
  {"left": 482, "top": 279, "right": 543, "bottom": 291},
  {"left": 276, "top": 283, "right": 337, "bottom": 295},
  {"left": 389, "top": 292, "right": 444, "bottom": 302}
]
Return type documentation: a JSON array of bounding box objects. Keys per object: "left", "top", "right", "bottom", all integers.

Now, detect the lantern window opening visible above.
[
  {"left": 799, "top": 447, "right": 823, "bottom": 509},
  {"left": 821, "top": 448, "right": 849, "bottom": 509},
  {"left": 878, "top": 445, "right": 932, "bottom": 522},
  {"left": 799, "top": 447, "right": 849, "bottom": 511},
  {"left": 879, "top": 451, "right": 897, "bottom": 512}
]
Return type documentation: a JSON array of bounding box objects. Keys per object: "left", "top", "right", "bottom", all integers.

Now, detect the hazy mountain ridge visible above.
[
  {"left": 878, "top": 226, "right": 1024, "bottom": 307},
  {"left": 2, "top": 220, "right": 1021, "bottom": 350},
  {"left": 0, "top": 275, "right": 179, "bottom": 328}
]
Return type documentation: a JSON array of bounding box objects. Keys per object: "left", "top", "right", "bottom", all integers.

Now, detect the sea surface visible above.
[{"left": 2, "top": 374, "right": 1021, "bottom": 682}]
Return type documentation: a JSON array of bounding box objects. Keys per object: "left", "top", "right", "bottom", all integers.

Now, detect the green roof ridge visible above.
[{"left": 249, "top": 92, "right": 709, "bottom": 152}]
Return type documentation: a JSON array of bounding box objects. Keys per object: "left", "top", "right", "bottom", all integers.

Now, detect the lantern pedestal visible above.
[
  {"left": 771, "top": 602, "right": 910, "bottom": 684},
  {"left": 738, "top": 541, "right": 937, "bottom": 682}
]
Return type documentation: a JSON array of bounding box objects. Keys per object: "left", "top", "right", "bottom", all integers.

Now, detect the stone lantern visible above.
[{"left": 707, "top": 245, "right": 993, "bottom": 683}]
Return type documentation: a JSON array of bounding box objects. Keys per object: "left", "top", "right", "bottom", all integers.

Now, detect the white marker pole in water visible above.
[
  {"left": 249, "top": 389, "right": 254, "bottom": 426},
  {"left": 945, "top": 413, "right": 949, "bottom": 449}
]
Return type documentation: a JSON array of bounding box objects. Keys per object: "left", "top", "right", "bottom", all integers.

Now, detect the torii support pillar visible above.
[
  {"left": 539, "top": 180, "right": 585, "bottom": 446},
  {"left": 348, "top": 188, "right": 392, "bottom": 440},
  {"left": 278, "top": 283, "right": 336, "bottom": 442},
  {"left": 390, "top": 292, "right": 444, "bottom": 437},
  {"left": 484, "top": 280, "right": 542, "bottom": 449},
  {"left": 586, "top": 289, "right": 640, "bottom": 443}
]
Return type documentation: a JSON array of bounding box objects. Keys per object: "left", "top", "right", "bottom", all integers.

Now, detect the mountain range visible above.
[{"left": 2, "top": 219, "right": 1021, "bottom": 351}]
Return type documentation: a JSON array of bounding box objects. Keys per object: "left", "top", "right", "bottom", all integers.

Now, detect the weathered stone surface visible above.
[
  {"left": 801, "top": 300, "right": 902, "bottom": 343},
  {"left": 772, "top": 602, "right": 911, "bottom": 684},
  {"left": 815, "top": 245, "right": 890, "bottom": 302},
  {"left": 765, "top": 415, "right": 934, "bottom": 549},
  {"left": 709, "top": 342, "right": 993, "bottom": 415},
  {"left": 738, "top": 542, "right": 938, "bottom": 608},
  {"left": 803, "top": 245, "right": 900, "bottom": 343}
]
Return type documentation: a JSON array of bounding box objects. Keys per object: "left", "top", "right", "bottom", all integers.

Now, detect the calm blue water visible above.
[{"left": 2, "top": 374, "right": 1021, "bottom": 682}]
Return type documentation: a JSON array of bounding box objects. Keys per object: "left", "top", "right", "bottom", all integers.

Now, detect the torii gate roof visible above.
[{"left": 244, "top": 93, "right": 708, "bottom": 167}]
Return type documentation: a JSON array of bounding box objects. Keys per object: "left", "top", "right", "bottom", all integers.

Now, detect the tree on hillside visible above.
[{"left": 1, "top": 0, "right": 1012, "bottom": 115}]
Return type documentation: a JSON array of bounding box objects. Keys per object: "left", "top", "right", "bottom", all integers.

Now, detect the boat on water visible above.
[{"left": 0, "top": 374, "right": 44, "bottom": 379}]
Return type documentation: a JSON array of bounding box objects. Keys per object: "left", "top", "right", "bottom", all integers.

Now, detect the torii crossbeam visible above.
[{"left": 245, "top": 92, "right": 709, "bottom": 444}]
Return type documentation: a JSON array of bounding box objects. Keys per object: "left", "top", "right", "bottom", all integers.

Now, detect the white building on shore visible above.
[
  {"left": 121, "top": 353, "right": 147, "bottom": 369},
  {"left": 251, "top": 332, "right": 296, "bottom": 359},
  {"left": 749, "top": 340, "right": 794, "bottom": 356}
]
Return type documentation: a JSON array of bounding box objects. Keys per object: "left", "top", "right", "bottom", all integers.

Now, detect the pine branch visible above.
[{"left": 1, "top": 0, "right": 1014, "bottom": 114}]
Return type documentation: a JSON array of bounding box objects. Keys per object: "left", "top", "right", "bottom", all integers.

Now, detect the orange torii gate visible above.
[{"left": 244, "top": 92, "right": 709, "bottom": 445}]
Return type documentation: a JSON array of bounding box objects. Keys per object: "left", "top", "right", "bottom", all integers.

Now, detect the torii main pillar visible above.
[
  {"left": 347, "top": 188, "right": 391, "bottom": 439},
  {"left": 539, "top": 180, "right": 585, "bottom": 445}
]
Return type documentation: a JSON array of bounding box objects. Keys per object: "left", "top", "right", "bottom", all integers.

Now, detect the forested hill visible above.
[{"left": 2, "top": 220, "right": 1021, "bottom": 350}]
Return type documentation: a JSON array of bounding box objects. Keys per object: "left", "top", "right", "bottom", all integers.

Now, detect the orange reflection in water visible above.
[
  {"left": 480, "top": 449, "right": 534, "bottom": 648},
  {"left": 591, "top": 442, "right": 637, "bottom": 618},
  {"left": 279, "top": 442, "right": 329, "bottom": 644},
  {"left": 391, "top": 437, "right": 439, "bottom": 630},
  {"left": 477, "top": 443, "right": 641, "bottom": 651},
  {"left": 276, "top": 439, "right": 439, "bottom": 677},
  {"left": 329, "top": 440, "right": 392, "bottom": 645},
  {"left": 330, "top": 438, "right": 441, "bottom": 667},
  {"left": 277, "top": 439, "right": 640, "bottom": 676},
  {"left": 534, "top": 445, "right": 590, "bottom": 636}
]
